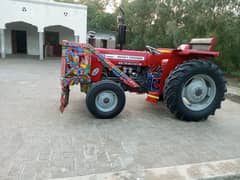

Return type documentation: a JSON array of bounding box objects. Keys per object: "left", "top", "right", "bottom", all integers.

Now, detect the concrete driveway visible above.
[{"left": 0, "top": 58, "right": 240, "bottom": 180}]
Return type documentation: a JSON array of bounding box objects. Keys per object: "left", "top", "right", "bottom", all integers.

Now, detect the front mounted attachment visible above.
[
  {"left": 60, "top": 42, "right": 92, "bottom": 112},
  {"left": 60, "top": 41, "right": 139, "bottom": 113}
]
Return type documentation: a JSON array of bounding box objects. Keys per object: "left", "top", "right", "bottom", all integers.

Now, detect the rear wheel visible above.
[
  {"left": 163, "top": 60, "right": 227, "bottom": 121},
  {"left": 86, "top": 80, "right": 126, "bottom": 119}
]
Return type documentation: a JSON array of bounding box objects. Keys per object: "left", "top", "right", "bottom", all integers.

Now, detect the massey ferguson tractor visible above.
[{"left": 59, "top": 10, "right": 226, "bottom": 121}]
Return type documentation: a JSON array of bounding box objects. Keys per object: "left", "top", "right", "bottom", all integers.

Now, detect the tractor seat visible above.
[{"left": 189, "top": 38, "right": 216, "bottom": 51}]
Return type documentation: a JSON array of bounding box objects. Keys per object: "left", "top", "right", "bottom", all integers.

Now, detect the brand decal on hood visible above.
[{"left": 105, "top": 54, "right": 145, "bottom": 61}]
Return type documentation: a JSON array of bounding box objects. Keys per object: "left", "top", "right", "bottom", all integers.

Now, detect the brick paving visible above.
[{"left": 0, "top": 58, "right": 240, "bottom": 180}]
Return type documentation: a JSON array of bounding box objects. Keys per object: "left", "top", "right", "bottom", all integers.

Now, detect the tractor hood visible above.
[{"left": 96, "top": 48, "right": 149, "bottom": 66}]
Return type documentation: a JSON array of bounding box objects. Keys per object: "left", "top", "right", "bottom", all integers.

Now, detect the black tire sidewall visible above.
[
  {"left": 164, "top": 60, "right": 226, "bottom": 121},
  {"left": 86, "top": 80, "right": 126, "bottom": 119},
  {"left": 176, "top": 67, "right": 223, "bottom": 120}
]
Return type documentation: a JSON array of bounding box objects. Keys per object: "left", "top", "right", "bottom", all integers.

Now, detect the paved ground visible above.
[
  {"left": 50, "top": 158, "right": 240, "bottom": 180},
  {"left": 0, "top": 58, "right": 240, "bottom": 180}
]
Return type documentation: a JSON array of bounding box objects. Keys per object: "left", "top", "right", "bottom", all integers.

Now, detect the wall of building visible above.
[
  {"left": 0, "top": 0, "right": 87, "bottom": 42},
  {"left": 92, "top": 33, "right": 116, "bottom": 49},
  {"left": 4, "top": 23, "right": 75, "bottom": 56},
  {"left": 45, "top": 26, "right": 74, "bottom": 42},
  {"left": 5, "top": 23, "right": 39, "bottom": 55}
]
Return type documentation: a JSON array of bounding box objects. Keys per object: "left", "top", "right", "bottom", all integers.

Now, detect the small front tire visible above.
[{"left": 86, "top": 80, "right": 126, "bottom": 119}]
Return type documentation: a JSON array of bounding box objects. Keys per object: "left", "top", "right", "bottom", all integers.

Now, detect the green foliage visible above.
[
  {"left": 81, "top": 0, "right": 117, "bottom": 31},
  {"left": 120, "top": 0, "right": 240, "bottom": 71}
]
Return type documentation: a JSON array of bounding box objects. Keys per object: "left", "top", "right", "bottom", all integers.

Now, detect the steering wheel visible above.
[{"left": 146, "top": 45, "right": 161, "bottom": 55}]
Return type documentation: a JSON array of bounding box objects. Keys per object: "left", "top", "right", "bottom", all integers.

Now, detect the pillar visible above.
[
  {"left": 0, "top": 29, "right": 6, "bottom": 59},
  {"left": 79, "top": 33, "right": 87, "bottom": 43},
  {"left": 39, "top": 31, "right": 44, "bottom": 60},
  {"left": 74, "top": 35, "right": 79, "bottom": 43}
]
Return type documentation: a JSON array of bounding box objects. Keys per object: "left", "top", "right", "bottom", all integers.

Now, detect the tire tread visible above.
[{"left": 163, "top": 59, "right": 226, "bottom": 121}]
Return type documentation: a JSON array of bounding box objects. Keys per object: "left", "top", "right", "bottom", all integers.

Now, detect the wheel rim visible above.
[
  {"left": 95, "top": 90, "right": 118, "bottom": 112},
  {"left": 181, "top": 74, "right": 216, "bottom": 111}
]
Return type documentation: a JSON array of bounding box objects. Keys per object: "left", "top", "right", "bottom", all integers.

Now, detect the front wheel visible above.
[
  {"left": 86, "top": 80, "right": 126, "bottom": 119},
  {"left": 163, "top": 60, "right": 227, "bottom": 121}
]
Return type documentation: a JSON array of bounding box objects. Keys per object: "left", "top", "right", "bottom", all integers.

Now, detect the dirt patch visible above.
[
  {"left": 226, "top": 93, "right": 240, "bottom": 104},
  {"left": 226, "top": 76, "right": 240, "bottom": 88}
]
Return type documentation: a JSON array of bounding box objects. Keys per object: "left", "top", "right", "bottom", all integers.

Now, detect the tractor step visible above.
[{"left": 146, "top": 92, "right": 159, "bottom": 104}]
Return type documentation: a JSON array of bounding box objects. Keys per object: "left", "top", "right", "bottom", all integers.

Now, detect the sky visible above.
[
  {"left": 70, "top": 0, "right": 121, "bottom": 13},
  {"left": 105, "top": 0, "right": 121, "bottom": 13}
]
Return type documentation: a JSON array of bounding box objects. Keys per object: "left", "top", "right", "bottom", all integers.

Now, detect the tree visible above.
[
  {"left": 119, "top": 0, "right": 240, "bottom": 71},
  {"left": 57, "top": 0, "right": 240, "bottom": 72}
]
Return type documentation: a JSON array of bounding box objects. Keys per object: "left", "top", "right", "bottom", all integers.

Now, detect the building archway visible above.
[
  {"left": 44, "top": 25, "right": 74, "bottom": 57},
  {"left": 5, "top": 21, "right": 38, "bottom": 56}
]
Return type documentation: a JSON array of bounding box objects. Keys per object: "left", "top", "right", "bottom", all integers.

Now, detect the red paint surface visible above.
[{"left": 93, "top": 39, "right": 219, "bottom": 97}]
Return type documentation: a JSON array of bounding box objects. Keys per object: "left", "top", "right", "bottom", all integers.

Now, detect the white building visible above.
[
  {"left": 0, "top": 0, "right": 87, "bottom": 60},
  {"left": 88, "top": 32, "right": 116, "bottom": 49}
]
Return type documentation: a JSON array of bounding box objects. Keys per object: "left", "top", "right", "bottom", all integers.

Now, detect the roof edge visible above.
[{"left": 10, "top": 0, "right": 87, "bottom": 10}]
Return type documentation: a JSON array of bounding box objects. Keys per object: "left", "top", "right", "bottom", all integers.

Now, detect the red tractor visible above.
[{"left": 60, "top": 12, "right": 226, "bottom": 121}]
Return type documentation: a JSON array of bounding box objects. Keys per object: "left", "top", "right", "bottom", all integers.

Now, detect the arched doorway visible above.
[
  {"left": 5, "top": 21, "right": 38, "bottom": 56},
  {"left": 44, "top": 25, "right": 74, "bottom": 57}
]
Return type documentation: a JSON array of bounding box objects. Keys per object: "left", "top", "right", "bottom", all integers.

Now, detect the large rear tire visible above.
[
  {"left": 86, "top": 80, "right": 126, "bottom": 119},
  {"left": 163, "top": 60, "right": 227, "bottom": 121}
]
